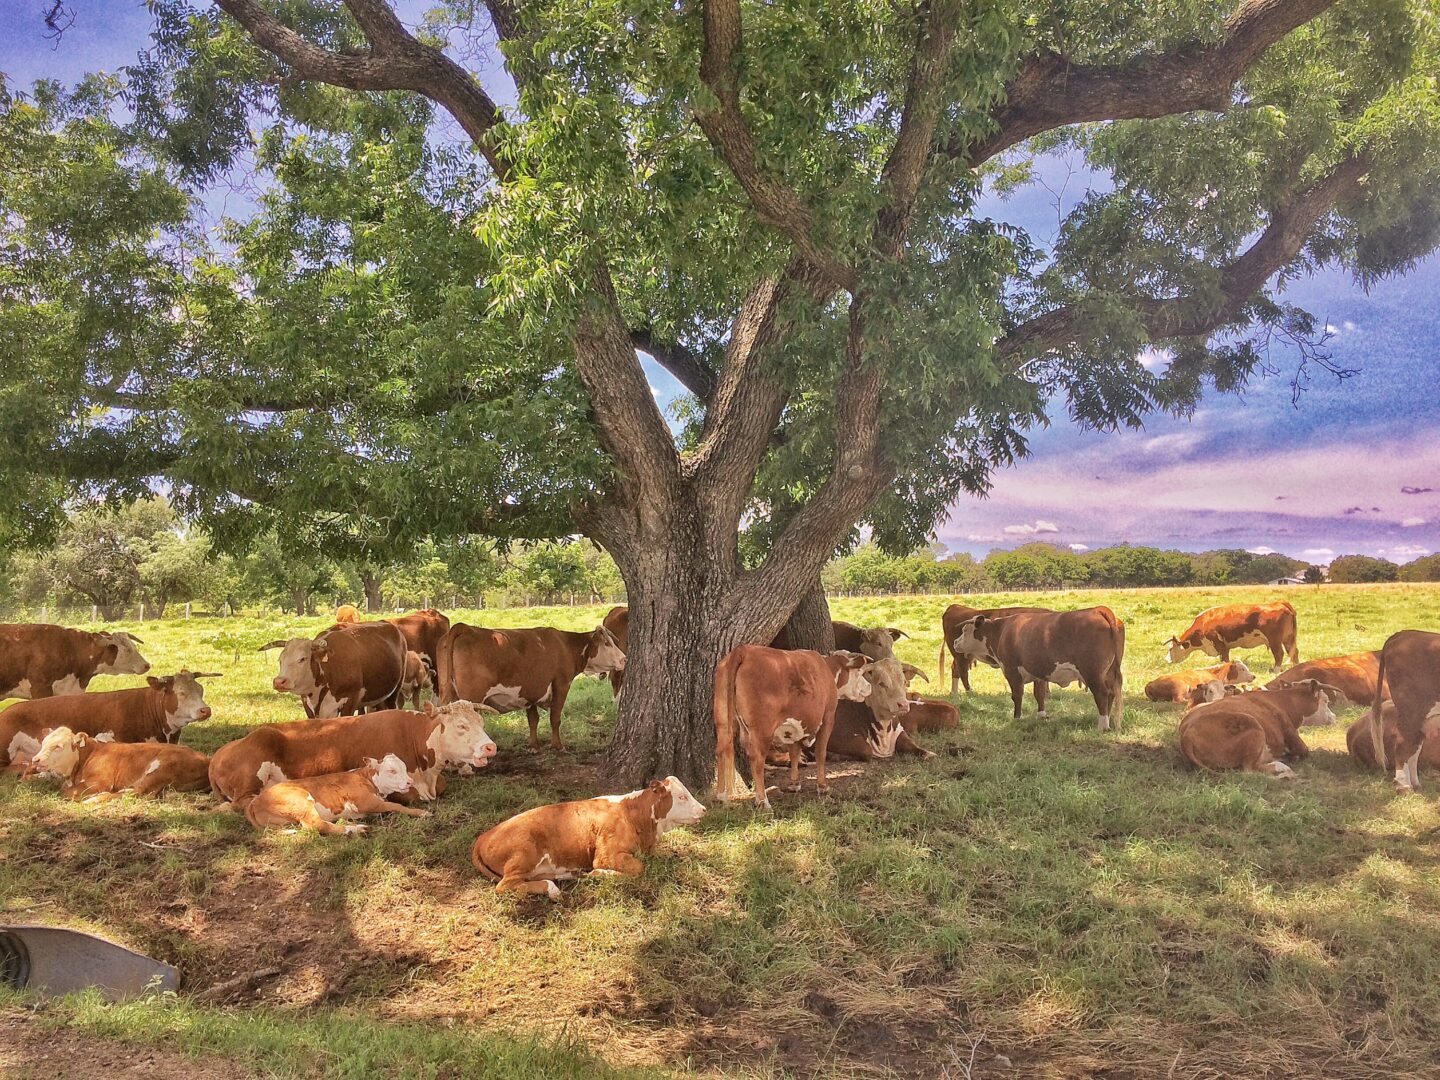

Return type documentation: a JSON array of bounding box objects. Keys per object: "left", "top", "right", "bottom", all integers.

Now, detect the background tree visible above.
[
  {"left": 1399, "top": 553, "right": 1440, "bottom": 582},
  {"left": 1327, "top": 553, "right": 1401, "bottom": 583},
  {"left": 4, "top": 0, "right": 1439, "bottom": 785}
]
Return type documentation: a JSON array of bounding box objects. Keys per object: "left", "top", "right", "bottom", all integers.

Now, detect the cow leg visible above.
[
  {"left": 593, "top": 848, "right": 646, "bottom": 877},
  {"left": 747, "top": 742, "right": 773, "bottom": 810},
  {"left": 714, "top": 735, "right": 737, "bottom": 805},
  {"left": 1090, "top": 676, "right": 1113, "bottom": 733},
  {"left": 547, "top": 679, "right": 572, "bottom": 752},
  {"left": 814, "top": 708, "right": 836, "bottom": 796},
  {"left": 1006, "top": 670, "right": 1026, "bottom": 720},
  {"left": 1269, "top": 638, "right": 1285, "bottom": 671},
  {"left": 355, "top": 792, "right": 432, "bottom": 819},
  {"left": 784, "top": 746, "right": 803, "bottom": 792},
  {"left": 525, "top": 704, "right": 542, "bottom": 753},
  {"left": 1033, "top": 680, "right": 1049, "bottom": 719},
  {"left": 894, "top": 727, "right": 932, "bottom": 758},
  {"left": 128, "top": 772, "right": 175, "bottom": 797},
  {"left": 497, "top": 874, "right": 562, "bottom": 899}
]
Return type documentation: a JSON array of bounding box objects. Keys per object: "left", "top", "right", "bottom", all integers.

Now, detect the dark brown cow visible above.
[
  {"left": 208, "top": 700, "right": 498, "bottom": 807},
  {"left": 601, "top": 605, "right": 629, "bottom": 698},
  {"left": 770, "top": 620, "right": 905, "bottom": 659},
  {"left": 1367, "top": 630, "right": 1440, "bottom": 792},
  {"left": 24, "top": 726, "right": 210, "bottom": 801},
  {"left": 713, "top": 645, "right": 873, "bottom": 810},
  {"left": 1268, "top": 651, "right": 1383, "bottom": 706},
  {"left": 435, "top": 623, "right": 626, "bottom": 751},
  {"left": 262, "top": 621, "right": 408, "bottom": 718},
  {"left": 385, "top": 609, "right": 452, "bottom": 680},
  {"left": 0, "top": 624, "right": 150, "bottom": 700},
  {"left": 1144, "top": 660, "right": 1255, "bottom": 703},
  {"left": 953, "top": 607, "right": 1125, "bottom": 730},
  {"left": 1, "top": 673, "right": 217, "bottom": 769},
  {"left": 1178, "top": 681, "right": 1337, "bottom": 777},
  {"left": 938, "top": 605, "right": 1051, "bottom": 695},
  {"left": 1165, "top": 601, "right": 1298, "bottom": 670}
]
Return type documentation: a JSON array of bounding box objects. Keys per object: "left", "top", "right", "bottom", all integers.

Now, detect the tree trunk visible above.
[
  {"left": 361, "top": 571, "right": 383, "bottom": 613},
  {"left": 782, "top": 581, "right": 835, "bottom": 652},
  {"left": 290, "top": 586, "right": 309, "bottom": 616}
]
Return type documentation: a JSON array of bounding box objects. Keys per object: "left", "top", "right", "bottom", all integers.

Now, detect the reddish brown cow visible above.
[
  {"left": 773, "top": 657, "right": 930, "bottom": 763},
  {"left": 472, "top": 776, "right": 707, "bottom": 899},
  {"left": 1268, "top": 651, "right": 1384, "bottom": 706},
  {"left": 208, "top": 700, "right": 498, "bottom": 807},
  {"left": 938, "top": 605, "right": 1051, "bottom": 695},
  {"left": 713, "top": 645, "right": 873, "bottom": 810},
  {"left": 1165, "top": 601, "right": 1298, "bottom": 670},
  {"left": 435, "top": 623, "right": 625, "bottom": 751},
  {"left": 334, "top": 605, "right": 361, "bottom": 624},
  {"left": 770, "top": 620, "right": 905, "bottom": 659},
  {"left": 385, "top": 609, "right": 451, "bottom": 680},
  {"left": 904, "top": 695, "right": 959, "bottom": 733},
  {"left": 1367, "top": 630, "right": 1440, "bottom": 792},
  {"left": 953, "top": 608, "right": 1125, "bottom": 730},
  {"left": 399, "top": 651, "right": 432, "bottom": 709},
  {"left": 1346, "top": 704, "right": 1440, "bottom": 774},
  {"left": 24, "top": 726, "right": 210, "bottom": 801},
  {"left": 0, "top": 624, "right": 150, "bottom": 700},
  {"left": 601, "top": 605, "right": 630, "bottom": 698},
  {"left": 262, "top": 621, "right": 408, "bottom": 718},
  {"left": 1144, "top": 660, "right": 1255, "bottom": 703},
  {"left": 1, "top": 673, "right": 217, "bottom": 769},
  {"left": 245, "top": 753, "right": 430, "bottom": 836},
  {"left": 1178, "top": 681, "right": 1337, "bottom": 778}
]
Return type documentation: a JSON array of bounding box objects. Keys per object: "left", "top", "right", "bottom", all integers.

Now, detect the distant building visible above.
[{"left": 1268, "top": 576, "right": 1306, "bottom": 586}]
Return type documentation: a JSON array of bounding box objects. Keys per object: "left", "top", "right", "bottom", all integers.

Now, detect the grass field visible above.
[{"left": 4, "top": 583, "right": 1440, "bottom": 1078}]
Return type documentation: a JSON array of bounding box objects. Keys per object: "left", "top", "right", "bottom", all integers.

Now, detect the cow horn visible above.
[
  {"left": 888, "top": 628, "right": 909, "bottom": 640},
  {"left": 900, "top": 663, "right": 929, "bottom": 684},
  {"left": 257, "top": 640, "right": 289, "bottom": 651},
  {"left": 191, "top": 672, "right": 224, "bottom": 679},
  {"left": 123, "top": 633, "right": 145, "bottom": 644}
]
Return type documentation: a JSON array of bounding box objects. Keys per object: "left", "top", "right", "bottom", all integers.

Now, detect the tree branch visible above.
[
  {"left": 630, "top": 329, "right": 717, "bottom": 400},
  {"left": 954, "top": 0, "right": 1344, "bottom": 166}
]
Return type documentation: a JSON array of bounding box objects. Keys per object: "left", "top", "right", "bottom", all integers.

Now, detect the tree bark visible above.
[
  {"left": 361, "top": 571, "right": 383, "bottom": 613},
  {"left": 781, "top": 581, "right": 834, "bottom": 652},
  {"left": 290, "top": 586, "right": 310, "bottom": 616}
]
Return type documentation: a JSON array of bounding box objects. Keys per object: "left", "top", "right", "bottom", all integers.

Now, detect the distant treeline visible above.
[{"left": 2, "top": 499, "right": 1435, "bottom": 620}]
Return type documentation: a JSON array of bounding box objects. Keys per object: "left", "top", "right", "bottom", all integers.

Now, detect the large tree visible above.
[{"left": 3, "top": 0, "right": 1437, "bottom": 786}]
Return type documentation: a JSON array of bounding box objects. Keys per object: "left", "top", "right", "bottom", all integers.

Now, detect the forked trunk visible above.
[{"left": 782, "top": 582, "right": 835, "bottom": 652}]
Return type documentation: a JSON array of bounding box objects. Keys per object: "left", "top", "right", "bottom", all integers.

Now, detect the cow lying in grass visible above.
[
  {"left": 1347, "top": 704, "right": 1440, "bottom": 774},
  {"left": 25, "top": 726, "right": 210, "bottom": 801},
  {"left": 245, "top": 754, "right": 429, "bottom": 836},
  {"left": 1178, "top": 681, "right": 1337, "bottom": 778},
  {"left": 472, "top": 777, "right": 706, "bottom": 898},
  {"left": 1145, "top": 660, "right": 1254, "bottom": 703}
]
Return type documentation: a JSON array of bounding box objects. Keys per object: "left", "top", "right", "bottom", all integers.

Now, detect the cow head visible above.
[
  {"left": 1164, "top": 636, "right": 1196, "bottom": 664},
  {"left": 1292, "top": 679, "right": 1339, "bottom": 727},
  {"left": 650, "top": 775, "right": 707, "bottom": 831},
  {"left": 423, "top": 700, "right": 500, "bottom": 768},
  {"left": 148, "top": 670, "right": 218, "bottom": 733},
  {"left": 261, "top": 637, "right": 321, "bottom": 697},
  {"left": 363, "top": 753, "right": 414, "bottom": 796},
  {"left": 954, "top": 616, "right": 996, "bottom": 662},
  {"left": 1185, "top": 680, "right": 1227, "bottom": 708},
  {"left": 829, "top": 651, "right": 873, "bottom": 701},
  {"left": 854, "top": 628, "right": 895, "bottom": 661},
  {"left": 27, "top": 726, "right": 86, "bottom": 781},
  {"left": 96, "top": 631, "right": 150, "bottom": 676},
  {"left": 1221, "top": 659, "right": 1255, "bottom": 684},
  {"left": 862, "top": 658, "right": 912, "bottom": 722},
  {"left": 583, "top": 625, "right": 627, "bottom": 676}
]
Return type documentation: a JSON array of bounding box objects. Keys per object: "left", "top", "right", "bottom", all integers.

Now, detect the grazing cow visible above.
[
  {"left": 771, "top": 621, "right": 905, "bottom": 660},
  {"left": 208, "top": 700, "right": 498, "bottom": 807},
  {"left": 1144, "top": 660, "right": 1255, "bottom": 703},
  {"left": 1, "top": 672, "right": 218, "bottom": 769},
  {"left": 244, "top": 753, "right": 430, "bottom": 836},
  {"left": 1165, "top": 601, "right": 1298, "bottom": 670},
  {"left": 24, "top": 726, "right": 210, "bottom": 801},
  {"left": 1178, "top": 680, "right": 1337, "bottom": 778},
  {"left": 261, "top": 621, "right": 408, "bottom": 718},
  {"left": 1367, "top": 630, "right": 1440, "bottom": 792},
  {"left": 384, "top": 609, "right": 451, "bottom": 682},
  {"left": 435, "top": 623, "right": 626, "bottom": 752},
  {"left": 903, "top": 695, "right": 960, "bottom": 733},
  {"left": 954, "top": 608, "right": 1125, "bottom": 730},
  {"left": 472, "top": 777, "right": 706, "bottom": 898},
  {"left": 0, "top": 624, "right": 150, "bottom": 700},
  {"left": 713, "top": 645, "right": 873, "bottom": 809},
  {"left": 334, "top": 604, "right": 361, "bottom": 624},
  {"left": 938, "top": 605, "right": 1051, "bottom": 695},
  {"left": 399, "top": 651, "right": 432, "bottom": 709},
  {"left": 1268, "top": 651, "right": 1383, "bottom": 706},
  {"left": 601, "top": 605, "right": 629, "bottom": 698},
  {"left": 1348, "top": 704, "right": 1440, "bottom": 774}
]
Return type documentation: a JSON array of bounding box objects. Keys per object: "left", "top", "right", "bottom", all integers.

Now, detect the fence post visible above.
[
  {"left": 184, "top": 602, "right": 191, "bottom": 620},
  {"left": 139, "top": 602, "right": 145, "bottom": 621},
  {"left": 91, "top": 605, "right": 98, "bottom": 621},
  {"left": 40, "top": 604, "right": 47, "bottom": 623}
]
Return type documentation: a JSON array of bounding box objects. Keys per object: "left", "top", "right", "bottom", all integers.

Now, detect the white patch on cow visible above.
[
  {"left": 306, "top": 792, "right": 339, "bottom": 823},
  {"left": 1301, "top": 692, "right": 1337, "bottom": 727},
  {"left": 1269, "top": 761, "right": 1296, "bottom": 779},
  {"left": 772, "top": 718, "right": 807, "bottom": 746},
  {"left": 584, "top": 627, "right": 627, "bottom": 676},
  {"left": 954, "top": 622, "right": 994, "bottom": 662},
  {"left": 483, "top": 684, "right": 528, "bottom": 712},
  {"left": 6, "top": 731, "right": 42, "bottom": 766},
  {"left": 1227, "top": 660, "right": 1256, "bottom": 684},
  {"left": 271, "top": 639, "right": 319, "bottom": 697},
  {"left": 425, "top": 700, "right": 499, "bottom": 768},
  {"left": 1047, "top": 663, "right": 1083, "bottom": 687},
  {"left": 311, "top": 690, "right": 341, "bottom": 719},
  {"left": 658, "top": 776, "right": 706, "bottom": 830},
  {"left": 2, "top": 678, "right": 34, "bottom": 700},
  {"left": 1423, "top": 703, "right": 1440, "bottom": 736},
  {"left": 93, "top": 732, "right": 116, "bottom": 743},
  {"left": 256, "top": 761, "right": 288, "bottom": 788},
  {"left": 1097, "top": 713, "right": 1111, "bottom": 732},
  {"left": 143, "top": 758, "right": 161, "bottom": 776},
  {"left": 367, "top": 754, "right": 412, "bottom": 796},
  {"left": 867, "top": 723, "right": 903, "bottom": 759},
  {"left": 28, "top": 728, "right": 79, "bottom": 778},
  {"left": 529, "top": 853, "right": 584, "bottom": 881},
  {"left": 1165, "top": 640, "right": 1193, "bottom": 664},
  {"left": 543, "top": 880, "right": 561, "bottom": 899},
  {"left": 50, "top": 673, "right": 84, "bottom": 697},
  {"left": 339, "top": 800, "right": 362, "bottom": 819},
  {"left": 1233, "top": 632, "right": 1267, "bottom": 650},
  {"left": 1035, "top": 709, "right": 1048, "bottom": 720},
  {"left": 838, "top": 668, "right": 872, "bottom": 702},
  {"left": 597, "top": 790, "right": 643, "bottom": 803},
  {"left": 343, "top": 823, "right": 368, "bottom": 837}
]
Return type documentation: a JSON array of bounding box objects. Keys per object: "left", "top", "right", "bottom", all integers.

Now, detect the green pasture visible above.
[{"left": 3, "top": 583, "right": 1440, "bottom": 1078}]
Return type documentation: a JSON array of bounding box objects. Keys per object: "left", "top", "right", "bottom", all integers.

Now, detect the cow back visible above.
[
  {"left": 315, "top": 621, "right": 407, "bottom": 706},
  {"left": 0, "top": 624, "right": 105, "bottom": 699},
  {"left": 1268, "top": 652, "right": 1382, "bottom": 705},
  {"left": 0, "top": 686, "right": 165, "bottom": 749}
]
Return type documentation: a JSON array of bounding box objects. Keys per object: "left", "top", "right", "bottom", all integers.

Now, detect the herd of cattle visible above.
[{"left": 2, "top": 597, "right": 1439, "bottom": 898}]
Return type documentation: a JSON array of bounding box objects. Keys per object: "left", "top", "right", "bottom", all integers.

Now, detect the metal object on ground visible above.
[{"left": 0, "top": 926, "right": 178, "bottom": 1000}]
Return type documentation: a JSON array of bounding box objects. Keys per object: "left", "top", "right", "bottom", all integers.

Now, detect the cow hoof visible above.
[
  {"left": 544, "top": 880, "right": 561, "bottom": 900},
  {"left": 816, "top": 784, "right": 830, "bottom": 796},
  {"left": 754, "top": 800, "right": 773, "bottom": 813},
  {"left": 526, "top": 745, "right": 540, "bottom": 755},
  {"left": 344, "top": 824, "right": 369, "bottom": 837},
  {"left": 1036, "top": 711, "right": 1048, "bottom": 720}
]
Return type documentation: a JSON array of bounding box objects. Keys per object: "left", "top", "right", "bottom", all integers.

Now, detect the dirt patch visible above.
[{"left": 0, "top": 1009, "right": 249, "bottom": 1079}]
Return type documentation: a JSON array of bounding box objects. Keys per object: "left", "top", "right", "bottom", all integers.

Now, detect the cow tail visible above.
[
  {"left": 937, "top": 633, "right": 948, "bottom": 685},
  {"left": 1109, "top": 615, "right": 1125, "bottom": 730},
  {"left": 1368, "top": 647, "right": 1389, "bottom": 773}
]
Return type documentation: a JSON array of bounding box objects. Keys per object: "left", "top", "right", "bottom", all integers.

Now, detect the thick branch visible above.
[
  {"left": 630, "top": 329, "right": 717, "bottom": 400},
  {"left": 956, "top": 0, "right": 1343, "bottom": 166}
]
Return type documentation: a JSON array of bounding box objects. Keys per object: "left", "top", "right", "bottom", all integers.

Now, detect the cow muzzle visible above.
[
  {"left": 194, "top": 706, "right": 212, "bottom": 721},
  {"left": 272, "top": 677, "right": 290, "bottom": 692},
  {"left": 472, "top": 743, "right": 498, "bottom": 766}
]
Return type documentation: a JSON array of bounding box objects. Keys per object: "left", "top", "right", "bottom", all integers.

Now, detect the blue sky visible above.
[{"left": 4, "top": 1, "right": 1436, "bottom": 566}]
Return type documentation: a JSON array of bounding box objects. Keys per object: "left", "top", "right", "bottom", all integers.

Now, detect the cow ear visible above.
[
  {"left": 647, "top": 779, "right": 666, "bottom": 794},
  {"left": 422, "top": 701, "right": 436, "bottom": 715},
  {"left": 363, "top": 756, "right": 380, "bottom": 769}
]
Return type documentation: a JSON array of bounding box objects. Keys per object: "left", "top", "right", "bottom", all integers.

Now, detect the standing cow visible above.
[
  {"left": 0, "top": 624, "right": 150, "bottom": 700},
  {"left": 262, "top": 621, "right": 408, "bottom": 718},
  {"left": 1367, "top": 630, "right": 1440, "bottom": 792},
  {"left": 938, "top": 605, "right": 1051, "bottom": 695},
  {"left": 953, "top": 607, "right": 1125, "bottom": 731},
  {"left": 1165, "top": 601, "right": 1298, "bottom": 671},
  {"left": 385, "top": 609, "right": 452, "bottom": 683}
]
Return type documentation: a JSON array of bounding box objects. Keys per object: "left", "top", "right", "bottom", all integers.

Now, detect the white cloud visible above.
[
  {"left": 651, "top": 386, "right": 663, "bottom": 398},
  {"left": 1143, "top": 432, "right": 1201, "bottom": 456},
  {"left": 1342, "top": 320, "right": 1358, "bottom": 332},
  {"left": 1248, "top": 546, "right": 1277, "bottom": 555},
  {"left": 1137, "top": 347, "right": 1173, "bottom": 372},
  {"left": 1004, "top": 519, "right": 1060, "bottom": 536},
  {"left": 1402, "top": 517, "right": 1428, "bottom": 528},
  {"left": 1378, "top": 544, "right": 1432, "bottom": 561},
  {"left": 1069, "top": 543, "right": 1090, "bottom": 552},
  {"left": 1302, "top": 548, "right": 1335, "bottom": 559}
]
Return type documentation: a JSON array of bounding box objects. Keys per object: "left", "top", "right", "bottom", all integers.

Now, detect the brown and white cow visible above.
[
  {"left": 435, "top": 623, "right": 625, "bottom": 751},
  {"left": 208, "top": 699, "right": 498, "bottom": 807},
  {"left": 334, "top": 604, "right": 361, "bottom": 624},
  {"left": 953, "top": 607, "right": 1125, "bottom": 730},
  {"left": 471, "top": 776, "right": 706, "bottom": 899},
  {"left": 399, "top": 651, "right": 432, "bottom": 709},
  {"left": 1, "top": 672, "right": 218, "bottom": 769},
  {"left": 1345, "top": 703, "right": 1440, "bottom": 774},
  {"left": 713, "top": 645, "right": 873, "bottom": 810},
  {"left": 385, "top": 609, "right": 451, "bottom": 682},
  {"left": 0, "top": 624, "right": 150, "bottom": 700},
  {"left": 244, "top": 753, "right": 430, "bottom": 836},
  {"left": 261, "top": 620, "right": 408, "bottom": 718},
  {"left": 600, "top": 605, "right": 630, "bottom": 698},
  {"left": 24, "top": 726, "right": 210, "bottom": 801},
  {"left": 1165, "top": 601, "right": 1298, "bottom": 670},
  {"left": 770, "top": 620, "right": 906, "bottom": 660},
  {"left": 1268, "top": 651, "right": 1383, "bottom": 706},
  {"left": 775, "top": 657, "right": 931, "bottom": 763},
  {"left": 1367, "top": 630, "right": 1440, "bottom": 792},
  {"left": 1178, "top": 680, "right": 1337, "bottom": 778},
  {"left": 938, "top": 605, "right": 1051, "bottom": 695},
  {"left": 903, "top": 695, "right": 960, "bottom": 733},
  {"left": 1144, "top": 660, "right": 1255, "bottom": 703}
]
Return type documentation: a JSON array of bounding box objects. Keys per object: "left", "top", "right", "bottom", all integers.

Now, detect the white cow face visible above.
[
  {"left": 831, "top": 652, "right": 873, "bottom": 702},
  {"left": 425, "top": 700, "right": 499, "bottom": 768},
  {"left": 954, "top": 618, "right": 993, "bottom": 661},
  {"left": 1299, "top": 685, "right": 1338, "bottom": 727},
  {"left": 266, "top": 638, "right": 319, "bottom": 696},
  {"left": 584, "top": 626, "right": 627, "bottom": 676},
  {"left": 150, "top": 671, "right": 216, "bottom": 733},
  {"left": 1225, "top": 659, "right": 1256, "bottom": 684},
  {"left": 97, "top": 632, "right": 150, "bottom": 676},
  {"left": 29, "top": 727, "right": 84, "bottom": 780},
  {"left": 658, "top": 775, "right": 706, "bottom": 830},
  {"left": 365, "top": 753, "right": 414, "bottom": 796},
  {"left": 862, "top": 658, "right": 911, "bottom": 721},
  {"left": 1165, "top": 637, "right": 1196, "bottom": 664},
  {"left": 1191, "top": 680, "right": 1226, "bottom": 706}
]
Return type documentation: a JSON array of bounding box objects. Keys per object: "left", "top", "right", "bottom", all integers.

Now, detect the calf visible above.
[
  {"left": 399, "top": 651, "right": 432, "bottom": 709},
  {"left": 1367, "top": 630, "right": 1440, "bottom": 792},
  {"left": 713, "top": 645, "right": 873, "bottom": 810},
  {"left": 1144, "top": 660, "right": 1255, "bottom": 703},
  {"left": 208, "top": 700, "right": 498, "bottom": 807},
  {"left": 1268, "top": 651, "right": 1383, "bottom": 706},
  {"left": 938, "top": 605, "right": 1050, "bottom": 695},
  {"left": 954, "top": 607, "right": 1125, "bottom": 731},
  {"left": 472, "top": 776, "right": 706, "bottom": 899},
  {"left": 1178, "top": 681, "right": 1337, "bottom": 778},
  {"left": 244, "top": 754, "right": 430, "bottom": 836},
  {"left": 0, "top": 624, "right": 149, "bottom": 700},
  {"left": 1165, "top": 601, "right": 1298, "bottom": 670},
  {"left": 903, "top": 695, "right": 960, "bottom": 733},
  {"left": 24, "top": 726, "right": 210, "bottom": 801},
  {"left": 1184, "top": 680, "right": 1231, "bottom": 708},
  {"left": 436, "top": 622, "right": 625, "bottom": 751},
  {"left": 262, "top": 620, "right": 407, "bottom": 718},
  {"left": 1, "top": 672, "right": 217, "bottom": 769}
]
